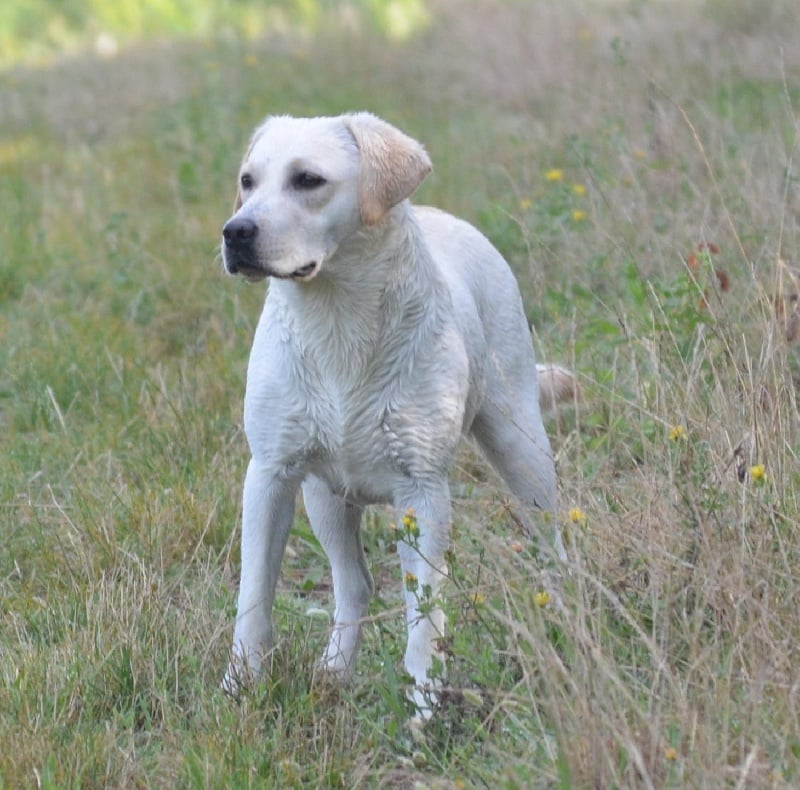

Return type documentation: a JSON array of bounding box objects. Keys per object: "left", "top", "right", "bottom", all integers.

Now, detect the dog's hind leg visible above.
[
  {"left": 302, "top": 476, "right": 373, "bottom": 676},
  {"left": 472, "top": 399, "right": 567, "bottom": 562}
]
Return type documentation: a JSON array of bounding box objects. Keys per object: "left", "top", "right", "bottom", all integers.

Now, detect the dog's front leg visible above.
[
  {"left": 223, "top": 458, "right": 298, "bottom": 693},
  {"left": 395, "top": 481, "right": 452, "bottom": 717},
  {"left": 301, "top": 476, "right": 372, "bottom": 676}
]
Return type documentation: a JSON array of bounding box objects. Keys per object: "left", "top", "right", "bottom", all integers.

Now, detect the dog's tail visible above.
[{"left": 536, "top": 364, "right": 579, "bottom": 411}]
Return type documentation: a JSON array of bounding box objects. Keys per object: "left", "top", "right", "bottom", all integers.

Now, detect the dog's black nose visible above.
[{"left": 223, "top": 217, "right": 258, "bottom": 248}]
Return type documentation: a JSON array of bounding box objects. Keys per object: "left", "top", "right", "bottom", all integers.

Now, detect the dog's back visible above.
[{"left": 413, "top": 206, "right": 547, "bottom": 409}]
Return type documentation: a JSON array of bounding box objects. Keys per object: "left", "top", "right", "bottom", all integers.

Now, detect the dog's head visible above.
[{"left": 221, "top": 113, "right": 432, "bottom": 282}]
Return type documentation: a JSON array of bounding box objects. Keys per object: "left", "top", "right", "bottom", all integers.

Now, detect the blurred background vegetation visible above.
[
  {"left": 2, "top": 0, "right": 800, "bottom": 786},
  {"left": 0, "top": 0, "right": 430, "bottom": 67}
]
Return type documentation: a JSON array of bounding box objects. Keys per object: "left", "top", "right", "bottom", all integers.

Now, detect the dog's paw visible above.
[
  {"left": 407, "top": 683, "right": 440, "bottom": 723},
  {"left": 316, "top": 658, "right": 355, "bottom": 684},
  {"left": 221, "top": 650, "right": 262, "bottom": 698},
  {"left": 221, "top": 663, "right": 247, "bottom": 699},
  {"left": 318, "top": 643, "right": 358, "bottom": 679}
]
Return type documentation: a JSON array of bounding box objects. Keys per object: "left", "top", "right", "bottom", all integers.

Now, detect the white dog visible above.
[{"left": 221, "top": 112, "right": 573, "bottom": 712}]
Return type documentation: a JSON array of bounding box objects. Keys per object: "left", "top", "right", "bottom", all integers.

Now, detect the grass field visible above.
[{"left": 2, "top": 0, "right": 800, "bottom": 786}]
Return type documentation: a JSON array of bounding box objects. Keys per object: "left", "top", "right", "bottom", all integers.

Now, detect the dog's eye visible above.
[
  {"left": 240, "top": 173, "right": 254, "bottom": 190},
  {"left": 291, "top": 171, "right": 327, "bottom": 190}
]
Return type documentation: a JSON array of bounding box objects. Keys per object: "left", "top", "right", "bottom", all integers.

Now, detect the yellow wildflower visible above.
[
  {"left": 402, "top": 508, "right": 420, "bottom": 537},
  {"left": 749, "top": 464, "right": 766, "bottom": 482},
  {"left": 518, "top": 197, "right": 533, "bottom": 211},
  {"left": 669, "top": 425, "right": 686, "bottom": 442},
  {"left": 533, "top": 590, "right": 551, "bottom": 607},
  {"left": 664, "top": 747, "right": 678, "bottom": 761},
  {"left": 571, "top": 209, "right": 586, "bottom": 222},
  {"left": 567, "top": 507, "right": 587, "bottom": 526},
  {"left": 545, "top": 168, "right": 564, "bottom": 182},
  {"left": 404, "top": 572, "right": 418, "bottom": 592},
  {"left": 572, "top": 183, "right": 587, "bottom": 196},
  {"left": 471, "top": 592, "right": 485, "bottom": 606}
]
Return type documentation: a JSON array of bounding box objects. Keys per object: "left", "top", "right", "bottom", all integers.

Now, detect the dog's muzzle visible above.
[{"left": 222, "top": 217, "right": 319, "bottom": 281}]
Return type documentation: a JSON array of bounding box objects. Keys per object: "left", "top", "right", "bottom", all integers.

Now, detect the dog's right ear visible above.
[{"left": 344, "top": 113, "right": 432, "bottom": 226}]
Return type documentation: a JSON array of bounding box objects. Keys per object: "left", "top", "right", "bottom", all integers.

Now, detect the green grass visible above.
[{"left": 2, "top": 0, "right": 800, "bottom": 786}]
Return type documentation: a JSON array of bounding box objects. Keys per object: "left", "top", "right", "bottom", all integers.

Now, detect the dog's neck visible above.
[{"left": 268, "top": 202, "right": 444, "bottom": 382}]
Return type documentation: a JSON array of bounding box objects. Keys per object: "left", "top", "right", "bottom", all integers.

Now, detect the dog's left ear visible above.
[{"left": 345, "top": 113, "right": 432, "bottom": 226}]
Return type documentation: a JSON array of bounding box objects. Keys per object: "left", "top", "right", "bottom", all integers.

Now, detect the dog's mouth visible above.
[
  {"left": 241, "top": 269, "right": 269, "bottom": 283},
  {"left": 226, "top": 261, "right": 319, "bottom": 282},
  {"left": 290, "top": 262, "right": 318, "bottom": 280},
  {"left": 225, "top": 261, "right": 268, "bottom": 282}
]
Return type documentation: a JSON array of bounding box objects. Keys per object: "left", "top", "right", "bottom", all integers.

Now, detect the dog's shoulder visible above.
[
  {"left": 412, "top": 205, "right": 506, "bottom": 268},
  {"left": 411, "top": 204, "right": 521, "bottom": 316}
]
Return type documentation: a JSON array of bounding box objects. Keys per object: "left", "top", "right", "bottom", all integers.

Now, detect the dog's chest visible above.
[
  {"left": 252, "top": 285, "right": 464, "bottom": 505},
  {"left": 307, "top": 381, "right": 413, "bottom": 505}
]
